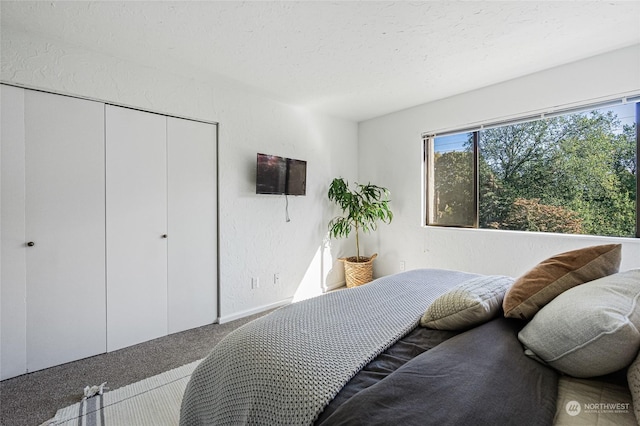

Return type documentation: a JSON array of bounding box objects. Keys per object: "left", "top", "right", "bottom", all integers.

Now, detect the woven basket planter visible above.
[{"left": 340, "top": 253, "right": 378, "bottom": 288}]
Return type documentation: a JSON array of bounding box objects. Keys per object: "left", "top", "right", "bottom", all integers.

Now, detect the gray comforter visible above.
[
  {"left": 179, "top": 268, "right": 478, "bottom": 425},
  {"left": 317, "top": 316, "right": 558, "bottom": 425}
]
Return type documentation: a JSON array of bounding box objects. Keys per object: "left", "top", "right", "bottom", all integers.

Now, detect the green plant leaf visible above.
[{"left": 327, "top": 177, "right": 393, "bottom": 259}]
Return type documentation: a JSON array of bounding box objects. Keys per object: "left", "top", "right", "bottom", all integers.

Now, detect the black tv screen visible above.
[
  {"left": 285, "top": 158, "right": 307, "bottom": 196},
  {"left": 256, "top": 153, "right": 306, "bottom": 195},
  {"left": 256, "top": 153, "right": 286, "bottom": 194}
]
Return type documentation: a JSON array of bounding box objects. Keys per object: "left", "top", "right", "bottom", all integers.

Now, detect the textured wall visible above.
[
  {"left": 3, "top": 1, "right": 639, "bottom": 122},
  {"left": 359, "top": 44, "right": 640, "bottom": 278},
  {"left": 1, "top": 27, "right": 358, "bottom": 321}
]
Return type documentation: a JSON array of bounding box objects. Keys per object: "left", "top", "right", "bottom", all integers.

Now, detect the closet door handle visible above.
[{"left": 27, "top": 241, "right": 35, "bottom": 247}]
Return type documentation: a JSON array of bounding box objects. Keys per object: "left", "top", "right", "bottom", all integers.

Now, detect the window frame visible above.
[
  {"left": 424, "top": 132, "right": 479, "bottom": 228},
  {"left": 423, "top": 96, "right": 640, "bottom": 238},
  {"left": 636, "top": 101, "right": 640, "bottom": 238}
]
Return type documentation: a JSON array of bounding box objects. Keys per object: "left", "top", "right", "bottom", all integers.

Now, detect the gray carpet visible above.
[{"left": 0, "top": 310, "right": 272, "bottom": 426}]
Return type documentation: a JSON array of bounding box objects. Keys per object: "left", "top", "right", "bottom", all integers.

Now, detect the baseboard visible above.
[
  {"left": 219, "top": 297, "right": 293, "bottom": 324},
  {"left": 218, "top": 282, "right": 346, "bottom": 324},
  {"left": 324, "top": 280, "right": 346, "bottom": 292}
]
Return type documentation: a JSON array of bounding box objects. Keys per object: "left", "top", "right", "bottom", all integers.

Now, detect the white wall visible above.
[
  {"left": 1, "top": 28, "right": 357, "bottom": 323},
  {"left": 359, "top": 44, "right": 640, "bottom": 278}
]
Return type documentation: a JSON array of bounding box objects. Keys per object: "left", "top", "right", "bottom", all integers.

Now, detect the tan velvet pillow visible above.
[{"left": 503, "top": 244, "right": 621, "bottom": 320}]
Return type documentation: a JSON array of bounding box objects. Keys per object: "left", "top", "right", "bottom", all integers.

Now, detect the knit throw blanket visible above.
[{"left": 179, "top": 268, "right": 479, "bottom": 426}]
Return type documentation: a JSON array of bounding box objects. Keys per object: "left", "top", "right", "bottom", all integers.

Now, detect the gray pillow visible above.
[
  {"left": 519, "top": 269, "right": 640, "bottom": 378},
  {"left": 420, "top": 275, "right": 514, "bottom": 330}
]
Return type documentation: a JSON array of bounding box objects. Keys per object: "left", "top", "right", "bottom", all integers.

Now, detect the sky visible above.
[{"left": 434, "top": 132, "right": 472, "bottom": 153}]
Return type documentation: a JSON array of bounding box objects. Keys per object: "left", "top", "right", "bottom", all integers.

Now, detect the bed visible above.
[{"left": 180, "top": 244, "right": 640, "bottom": 426}]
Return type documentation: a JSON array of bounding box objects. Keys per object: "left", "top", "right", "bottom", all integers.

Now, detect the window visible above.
[
  {"left": 425, "top": 132, "right": 477, "bottom": 227},
  {"left": 424, "top": 99, "right": 639, "bottom": 238}
]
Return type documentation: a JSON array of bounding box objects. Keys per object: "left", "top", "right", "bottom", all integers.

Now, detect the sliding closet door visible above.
[
  {"left": 106, "top": 105, "right": 168, "bottom": 351},
  {"left": 24, "top": 90, "right": 106, "bottom": 372},
  {"left": 1, "top": 84, "right": 27, "bottom": 379},
  {"left": 167, "top": 118, "right": 217, "bottom": 334}
]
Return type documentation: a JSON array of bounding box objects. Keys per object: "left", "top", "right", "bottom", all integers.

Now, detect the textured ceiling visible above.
[{"left": 2, "top": 1, "right": 640, "bottom": 122}]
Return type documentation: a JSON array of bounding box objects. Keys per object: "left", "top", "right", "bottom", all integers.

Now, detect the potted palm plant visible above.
[{"left": 328, "top": 177, "right": 393, "bottom": 287}]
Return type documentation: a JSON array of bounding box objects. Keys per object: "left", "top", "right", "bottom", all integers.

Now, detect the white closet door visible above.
[
  {"left": 1, "top": 84, "right": 27, "bottom": 379},
  {"left": 167, "top": 118, "right": 217, "bottom": 334},
  {"left": 24, "top": 90, "right": 106, "bottom": 372},
  {"left": 106, "top": 105, "right": 168, "bottom": 351}
]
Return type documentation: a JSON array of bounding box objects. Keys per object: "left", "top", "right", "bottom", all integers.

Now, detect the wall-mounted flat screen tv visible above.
[{"left": 256, "top": 153, "right": 307, "bottom": 196}]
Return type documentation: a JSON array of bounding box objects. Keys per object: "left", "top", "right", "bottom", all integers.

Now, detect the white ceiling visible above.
[{"left": 2, "top": 1, "right": 640, "bottom": 122}]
